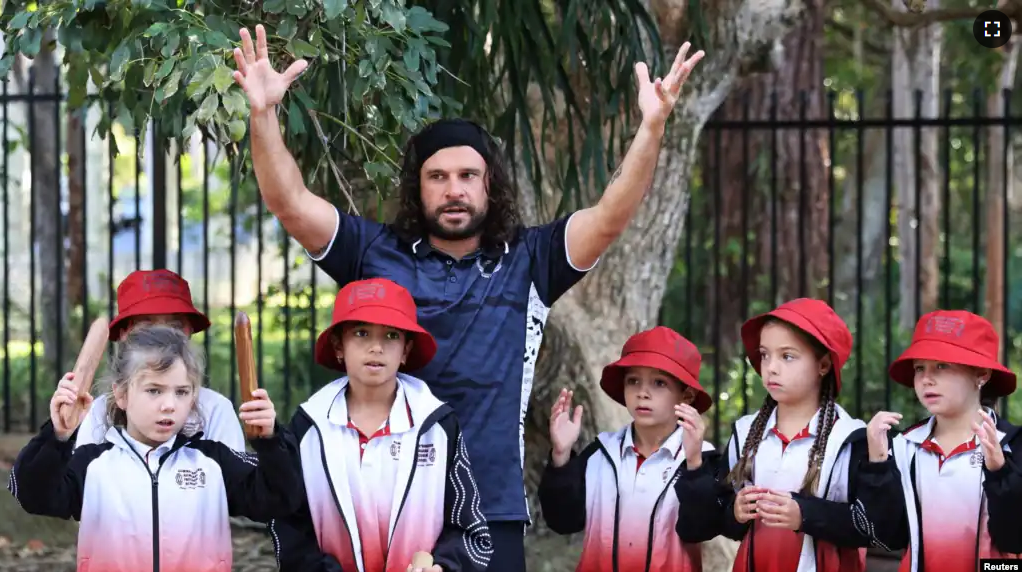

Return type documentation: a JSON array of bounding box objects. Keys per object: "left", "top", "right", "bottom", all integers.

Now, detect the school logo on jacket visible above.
[
  {"left": 390, "top": 441, "right": 402, "bottom": 460},
  {"left": 175, "top": 468, "right": 207, "bottom": 490},
  {"left": 417, "top": 444, "right": 437, "bottom": 466},
  {"left": 970, "top": 450, "right": 984, "bottom": 467}
]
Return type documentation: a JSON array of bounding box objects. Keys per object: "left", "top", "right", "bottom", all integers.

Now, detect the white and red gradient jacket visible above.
[
  {"left": 269, "top": 373, "right": 493, "bottom": 572},
  {"left": 7, "top": 421, "right": 300, "bottom": 572},
  {"left": 538, "top": 424, "right": 716, "bottom": 572}
]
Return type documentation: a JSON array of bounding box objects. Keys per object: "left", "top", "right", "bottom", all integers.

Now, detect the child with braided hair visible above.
[{"left": 676, "top": 298, "right": 892, "bottom": 572}]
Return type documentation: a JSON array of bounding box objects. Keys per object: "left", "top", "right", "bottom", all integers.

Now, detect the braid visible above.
[
  {"left": 727, "top": 396, "right": 777, "bottom": 488},
  {"left": 800, "top": 373, "right": 838, "bottom": 495}
]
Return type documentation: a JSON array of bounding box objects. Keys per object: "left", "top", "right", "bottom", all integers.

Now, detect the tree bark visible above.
[
  {"left": 983, "top": 38, "right": 1020, "bottom": 360},
  {"left": 30, "top": 29, "right": 67, "bottom": 386},
  {"left": 519, "top": 1, "right": 805, "bottom": 569},
  {"left": 67, "top": 111, "right": 86, "bottom": 328},
  {"left": 891, "top": 0, "right": 942, "bottom": 330},
  {"left": 702, "top": 0, "right": 830, "bottom": 355}
]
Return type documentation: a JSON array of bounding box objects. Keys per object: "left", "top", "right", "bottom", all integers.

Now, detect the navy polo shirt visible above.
[{"left": 311, "top": 207, "right": 594, "bottom": 522}]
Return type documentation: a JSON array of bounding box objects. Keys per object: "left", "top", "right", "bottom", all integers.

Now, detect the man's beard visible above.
[{"left": 424, "top": 202, "right": 487, "bottom": 241}]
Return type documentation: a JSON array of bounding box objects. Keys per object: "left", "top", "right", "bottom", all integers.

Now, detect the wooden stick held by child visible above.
[{"left": 58, "top": 317, "right": 109, "bottom": 429}]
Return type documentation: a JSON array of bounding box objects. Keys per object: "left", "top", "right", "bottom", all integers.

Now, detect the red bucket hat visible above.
[
  {"left": 741, "top": 298, "right": 853, "bottom": 394},
  {"left": 599, "top": 326, "right": 712, "bottom": 414},
  {"left": 109, "top": 270, "right": 211, "bottom": 340},
  {"left": 313, "top": 278, "right": 438, "bottom": 373},
  {"left": 889, "top": 310, "right": 1017, "bottom": 397}
]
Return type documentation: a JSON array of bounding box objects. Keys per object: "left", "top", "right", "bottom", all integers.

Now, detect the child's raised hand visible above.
[
  {"left": 238, "top": 389, "right": 277, "bottom": 438},
  {"left": 49, "top": 372, "right": 93, "bottom": 441},
  {"left": 549, "top": 388, "right": 583, "bottom": 467},
  {"left": 733, "top": 485, "right": 765, "bottom": 524},
  {"left": 972, "top": 408, "right": 1004, "bottom": 472},
  {"left": 675, "top": 403, "right": 706, "bottom": 469},
  {"left": 866, "top": 411, "right": 902, "bottom": 462}
]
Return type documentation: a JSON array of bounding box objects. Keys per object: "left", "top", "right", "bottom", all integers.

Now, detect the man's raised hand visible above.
[
  {"left": 635, "top": 42, "right": 705, "bottom": 127},
  {"left": 232, "top": 25, "right": 309, "bottom": 115}
]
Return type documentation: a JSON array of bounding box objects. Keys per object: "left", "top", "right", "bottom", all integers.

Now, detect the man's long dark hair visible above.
[{"left": 390, "top": 125, "right": 523, "bottom": 250}]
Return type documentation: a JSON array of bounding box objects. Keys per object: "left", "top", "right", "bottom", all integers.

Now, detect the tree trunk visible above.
[
  {"left": 702, "top": 0, "right": 830, "bottom": 355},
  {"left": 520, "top": 1, "right": 804, "bottom": 569},
  {"left": 983, "top": 38, "right": 1020, "bottom": 360},
  {"left": 30, "top": 30, "right": 67, "bottom": 386},
  {"left": 891, "top": 0, "right": 941, "bottom": 330},
  {"left": 67, "top": 111, "right": 86, "bottom": 330}
]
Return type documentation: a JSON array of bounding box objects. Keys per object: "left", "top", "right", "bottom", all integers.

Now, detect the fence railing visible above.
[{"left": 1, "top": 68, "right": 1020, "bottom": 441}]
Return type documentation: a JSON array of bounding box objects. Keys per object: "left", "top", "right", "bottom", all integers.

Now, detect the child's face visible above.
[
  {"left": 623, "top": 366, "right": 693, "bottom": 429},
  {"left": 913, "top": 359, "right": 988, "bottom": 417},
  {"left": 122, "top": 314, "right": 194, "bottom": 340},
  {"left": 338, "top": 322, "right": 412, "bottom": 386},
  {"left": 758, "top": 322, "right": 830, "bottom": 405},
  {"left": 115, "top": 358, "right": 196, "bottom": 447}
]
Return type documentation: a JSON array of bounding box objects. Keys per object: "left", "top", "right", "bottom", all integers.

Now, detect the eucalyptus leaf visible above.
[
  {"left": 109, "top": 41, "right": 132, "bottom": 81},
  {"left": 144, "top": 60, "right": 158, "bottom": 86},
  {"left": 323, "top": 0, "right": 347, "bottom": 20},
  {"left": 196, "top": 93, "right": 220, "bottom": 123},
  {"left": 286, "top": 0, "right": 308, "bottom": 17},
  {"left": 278, "top": 16, "right": 298, "bottom": 40},
  {"left": 263, "top": 0, "right": 286, "bottom": 14},
  {"left": 407, "top": 6, "right": 448, "bottom": 33},
  {"left": 212, "top": 66, "right": 235, "bottom": 93},
  {"left": 222, "top": 89, "right": 248, "bottom": 115},
  {"left": 157, "top": 69, "right": 182, "bottom": 102},
  {"left": 229, "top": 119, "right": 247, "bottom": 142},
  {"left": 287, "top": 99, "right": 305, "bottom": 135},
  {"left": 289, "top": 40, "right": 318, "bottom": 59},
  {"left": 8, "top": 11, "right": 31, "bottom": 30},
  {"left": 155, "top": 59, "right": 174, "bottom": 82},
  {"left": 162, "top": 32, "right": 181, "bottom": 58}
]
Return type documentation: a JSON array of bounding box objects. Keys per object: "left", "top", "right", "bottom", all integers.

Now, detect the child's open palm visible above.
[
  {"left": 49, "top": 372, "right": 93, "bottom": 441},
  {"left": 973, "top": 408, "right": 1005, "bottom": 472},
  {"left": 238, "top": 389, "right": 277, "bottom": 438},
  {"left": 675, "top": 403, "right": 706, "bottom": 469},
  {"left": 550, "top": 388, "right": 583, "bottom": 467}
]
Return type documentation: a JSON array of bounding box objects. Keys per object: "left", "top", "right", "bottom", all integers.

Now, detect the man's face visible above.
[{"left": 419, "top": 146, "right": 489, "bottom": 241}]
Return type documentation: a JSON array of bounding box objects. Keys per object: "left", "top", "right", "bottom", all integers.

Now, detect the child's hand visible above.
[
  {"left": 238, "top": 389, "right": 277, "bottom": 438},
  {"left": 406, "top": 566, "right": 443, "bottom": 572},
  {"left": 972, "top": 408, "right": 1004, "bottom": 472},
  {"left": 866, "top": 411, "right": 902, "bottom": 462},
  {"left": 675, "top": 403, "right": 706, "bottom": 469},
  {"left": 757, "top": 490, "right": 802, "bottom": 530},
  {"left": 733, "top": 485, "right": 765, "bottom": 524},
  {"left": 549, "top": 388, "right": 583, "bottom": 468},
  {"left": 49, "top": 372, "right": 93, "bottom": 441}
]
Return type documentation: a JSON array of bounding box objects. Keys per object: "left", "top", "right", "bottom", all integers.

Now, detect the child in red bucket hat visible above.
[
  {"left": 678, "top": 298, "right": 883, "bottom": 572},
  {"left": 74, "top": 269, "right": 244, "bottom": 451},
  {"left": 855, "top": 310, "right": 1021, "bottom": 572},
  {"left": 538, "top": 326, "right": 716, "bottom": 572},
  {"left": 271, "top": 278, "right": 492, "bottom": 572}
]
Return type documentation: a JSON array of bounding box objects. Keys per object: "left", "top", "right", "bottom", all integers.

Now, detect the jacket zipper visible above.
[
  {"left": 383, "top": 409, "right": 445, "bottom": 570},
  {"left": 121, "top": 435, "right": 168, "bottom": 572},
  {"left": 643, "top": 467, "right": 682, "bottom": 572},
  {"left": 594, "top": 442, "right": 621, "bottom": 572}
]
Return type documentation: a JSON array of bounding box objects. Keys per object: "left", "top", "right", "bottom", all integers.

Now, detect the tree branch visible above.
[
  {"left": 860, "top": 0, "right": 1020, "bottom": 27},
  {"left": 826, "top": 17, "right": 889, "bottom": 55}
]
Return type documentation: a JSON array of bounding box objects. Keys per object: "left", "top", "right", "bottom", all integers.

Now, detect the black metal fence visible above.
[{"left": 1, "top": 67, "right": 1020, "bottom": 439}]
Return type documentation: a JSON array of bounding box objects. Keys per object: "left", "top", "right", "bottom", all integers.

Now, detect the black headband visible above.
[{"left": 411, "top": 119, "right": 492, "bottom": 170}]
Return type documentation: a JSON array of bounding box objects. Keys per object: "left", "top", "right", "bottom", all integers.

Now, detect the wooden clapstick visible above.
[
  {"left": 411, "top": 552, "right": 434, "bottom": 569},
  {"left": 235, "top": 311, "right": 261, "bottom": 440},
  {"left": 60, "top": 317, "right": 110, "bottom": 429}
]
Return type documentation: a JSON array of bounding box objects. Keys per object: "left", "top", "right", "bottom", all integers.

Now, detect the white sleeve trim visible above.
[
  {"left": 306, "top": 206, "right": 340, "bottom": 262},
  {"left": 563, "top": 210, "right": 599, "bottom": 272}
]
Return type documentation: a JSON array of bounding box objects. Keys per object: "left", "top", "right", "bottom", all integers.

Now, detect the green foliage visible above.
[{"left": 0, "top": 0, "right": 450, "bottom": 191}]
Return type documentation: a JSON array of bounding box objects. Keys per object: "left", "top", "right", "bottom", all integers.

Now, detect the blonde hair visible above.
[{"left": 102, "top": 325, "right": 206, "bottom": 432}]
